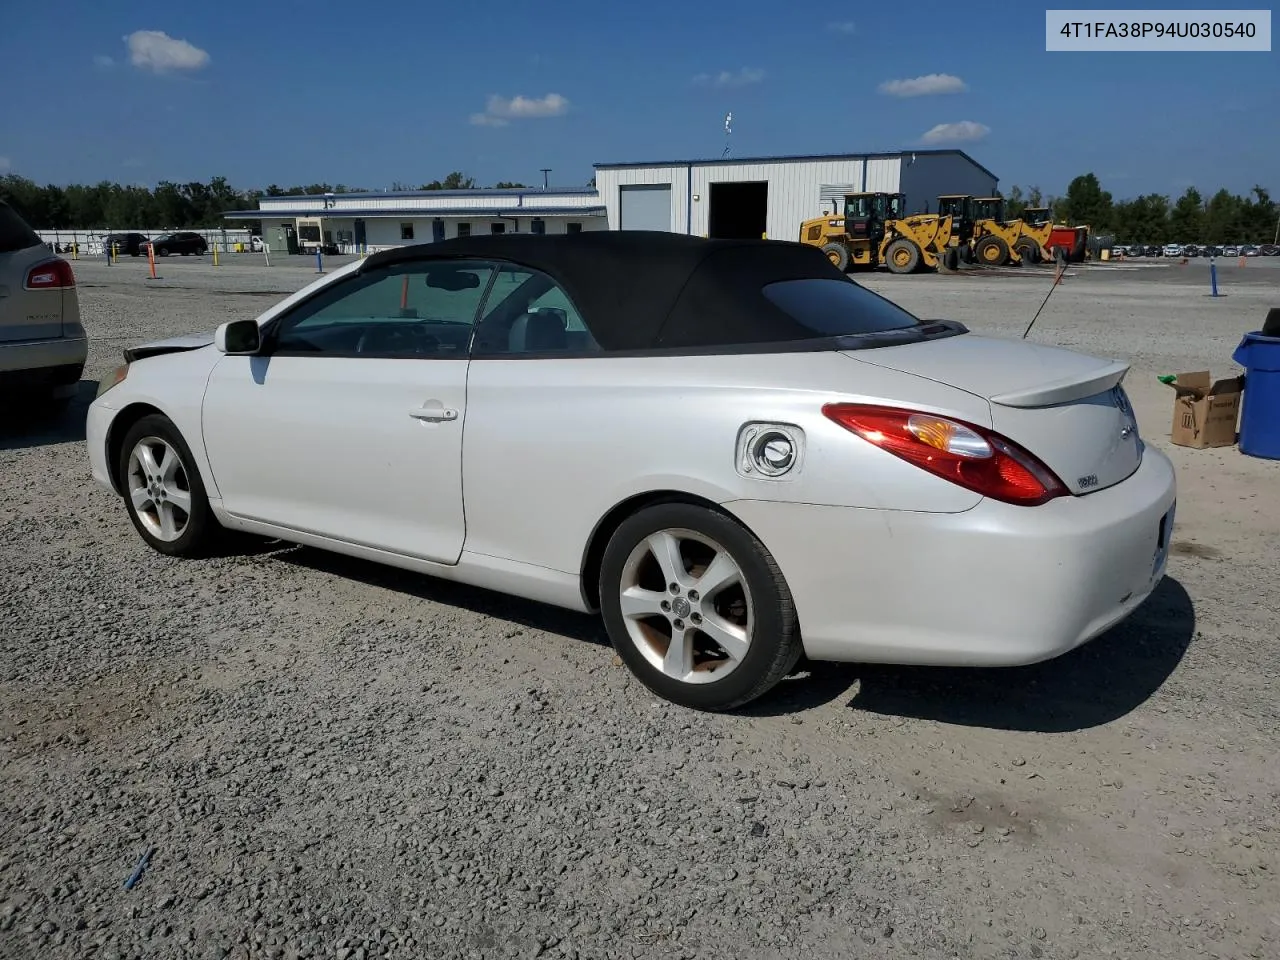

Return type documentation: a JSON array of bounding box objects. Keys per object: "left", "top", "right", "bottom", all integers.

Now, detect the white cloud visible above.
[
  {"left": 93, "top": 54, "right": 115, "bottom": 68},
  {"left": 125, "top": 30, "right": 210, "bottom": 72},
  {"left": 0, "top": 156, "right": 10, "bottom": 173},
  {"left": 879, "top": 73, "right": 968, "bottom": 97},
  {"left": 693, "top": 67, "right": 765, "bottom": 88},
  {"left": 470, "top": 93, "right": 569, "bottom": 126},
  {"left": 920, "top": 120, "right": 990, "bottom": 144},
  {"left": 826, "top": 21, "right": 857, "bottom": 34}
]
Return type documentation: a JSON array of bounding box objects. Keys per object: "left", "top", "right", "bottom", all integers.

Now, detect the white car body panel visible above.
[
  {"left": 726, "top": 443, "right": 1175, "bottom": 665},
  {"left": 86, "top": 246, "right": 1178, "bottom": 669},
  {"left": 202, "top": 354, "right": 469, "bottom": 565},
  {"left": 460, "top": 351, "right": 994, "bottom": 580}
]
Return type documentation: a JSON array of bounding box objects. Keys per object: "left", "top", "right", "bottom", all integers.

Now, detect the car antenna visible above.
[{"left": 1021, "top": 254, "right": 1067, "bottom": 339}]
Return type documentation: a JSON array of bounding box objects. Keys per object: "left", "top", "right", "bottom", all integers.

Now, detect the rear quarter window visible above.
[
  {"left": 761, "top": 278, "right": 922, "bottom": 336},
  {"left": 0, "top": 202, "right": 42, "bottom": 255}
]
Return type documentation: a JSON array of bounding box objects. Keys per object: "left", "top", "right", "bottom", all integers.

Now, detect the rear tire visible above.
[
  {"left": 885, "top": 238, "right": 921, "bottom": 274},
  {"left": 117, "top": 414, "right": 222, "bottom": 558},
  {"left": 599, "top": 502, "right": 803, "bottom": 712},
  {"left": 821, "top": 241, "right": 850, "bottom": 272}
]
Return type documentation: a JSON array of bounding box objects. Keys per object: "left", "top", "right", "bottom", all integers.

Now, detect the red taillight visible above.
[
  {"left": 821, "top": 402, "right": 1068, "bottom": 506},
  {"left": 25, "top": 258, "right": 76, "bottom": 290}
]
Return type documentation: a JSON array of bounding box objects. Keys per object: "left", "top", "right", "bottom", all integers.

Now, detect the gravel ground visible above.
[{"left": 2, "top": 254, "right": 1278, "bottom": 960}]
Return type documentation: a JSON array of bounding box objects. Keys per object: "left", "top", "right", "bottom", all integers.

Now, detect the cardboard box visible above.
[{"left": 1166, "top": 371, "right": 1243, "bottom": 448}]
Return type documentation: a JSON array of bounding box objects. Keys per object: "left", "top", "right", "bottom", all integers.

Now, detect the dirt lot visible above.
[{"left": 2, "top": 253, "right": 1278, "bottom": 960}]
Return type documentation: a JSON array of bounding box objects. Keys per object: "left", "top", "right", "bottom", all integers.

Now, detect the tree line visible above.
[
  {"left": 3, "top": 168, "right": 1276, "bottom": 245},
  {"left": 1002, "top": 173, "right": 1277, "bottom": 245},
  {"left": 0, "top": 171, "right": 531, "bottom": 230}
]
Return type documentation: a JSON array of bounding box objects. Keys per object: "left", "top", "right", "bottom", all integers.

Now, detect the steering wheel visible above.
[{"left": 355, "top": 324, "right": 439, "bottom": 355}]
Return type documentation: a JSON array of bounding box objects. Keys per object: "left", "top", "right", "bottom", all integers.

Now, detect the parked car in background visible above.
[
  {"left": 1162, "top": 243, "right": 1182, "bottom": 257},
  {"left": 86, "top": 231, "right": 1178, "bottom": 712},
  {"left": 103, "top": 232, "right": 151, "bottom": 257},
  {"left": 151, "top": 232, "right": 209, "bottom": 257},
  {"left": 0, "top": 200, "right": 87, "bottom": 408},
  {"left": 1240, "top": 245, "right": 1260, "bottom": 257},
  {"left": 1182, "top": 244, "right": 1200, "bottom": 257},
  {"left": 1203, "top": 245, "right": 1223, "bottom": 258},
  {"left": 1222, "top": 245, "right": 1240, "bottom": 258}
]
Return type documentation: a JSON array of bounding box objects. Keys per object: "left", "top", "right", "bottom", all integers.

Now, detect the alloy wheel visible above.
[
  {"left": 126, "top": 436, "right": 193, "bottom": 542},
  {"left": 617, "top": 528, "right": 754, "bottom": 684}
]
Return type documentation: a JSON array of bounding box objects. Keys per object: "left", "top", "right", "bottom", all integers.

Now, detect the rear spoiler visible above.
[{"left": 989, "top": 359, "right": 1129, "bottom": 408}]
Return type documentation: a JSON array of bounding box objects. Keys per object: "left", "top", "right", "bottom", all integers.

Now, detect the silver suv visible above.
[{"left": 0, "top": 200, "right": 87, "bottom": 407}]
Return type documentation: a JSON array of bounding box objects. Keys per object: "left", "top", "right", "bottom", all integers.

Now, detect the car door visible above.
[{"left": 201, "top": 257, "right": 499, "bottom": 564}]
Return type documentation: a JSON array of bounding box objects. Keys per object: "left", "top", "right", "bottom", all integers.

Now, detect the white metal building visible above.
[
  {"left": 222, "top": 188, "right": 607, "bottom": 255},
  {"left": 223, "top": 149, "right": 998, "bottom": 253},
  {"left": 593, "top": 149, "right": 999, "bottom": 240}
]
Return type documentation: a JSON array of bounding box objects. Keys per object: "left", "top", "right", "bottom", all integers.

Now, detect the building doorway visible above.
[{"left": 708, "top": 181, "right": 768, "bottom": 239}]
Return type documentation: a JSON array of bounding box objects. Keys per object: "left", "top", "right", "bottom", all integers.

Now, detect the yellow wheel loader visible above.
[
  {"left": 1022, "top": 207, "right": 1090, "bottom": 263},
  {"left": 799, "top": 192, "right": 956, "bottom": 275},
  {"left": 936, "top": 195, "right": 1028, "bottom": 267}
]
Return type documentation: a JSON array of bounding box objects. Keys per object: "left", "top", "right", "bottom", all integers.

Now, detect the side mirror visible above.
[{"left": 215, "top": 319, "right": 261, "bottom": 355}]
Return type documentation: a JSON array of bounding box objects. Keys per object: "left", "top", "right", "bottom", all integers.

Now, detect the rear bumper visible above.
[
  {"left": 725, "top": 445, "right": 1177, "bottom": 667},
  {"left": 0, "top": 336, "right": 88, "bottom": 388}
]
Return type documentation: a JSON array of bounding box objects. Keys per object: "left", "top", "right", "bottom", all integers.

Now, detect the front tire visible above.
[
  {"left": 117, "top": 414, "right": 220, "bottom": 558},
  {"left": 1014, "top": 238, "right": 1040, "bottom": 264},
  {"left": 599, "top": 503, "right": 803, "bottom": 712},
  {"left": 885, "top": 238, "right": 921, "bottom": 274}
]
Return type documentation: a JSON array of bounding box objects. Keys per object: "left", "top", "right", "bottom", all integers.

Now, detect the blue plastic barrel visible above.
[{"left": 1232, "top": 330, "right": 1280, "bottom": 460}]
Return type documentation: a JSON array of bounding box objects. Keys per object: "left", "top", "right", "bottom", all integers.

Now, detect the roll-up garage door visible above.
[{"left": 619, "top": 184, "right": 672, "bottom": 232}]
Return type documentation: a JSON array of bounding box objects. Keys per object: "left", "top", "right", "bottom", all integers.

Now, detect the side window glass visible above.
[
  {"left": 472, "top": 265, "right": 600, "bottom": 356},
  {"left": 271, "top": 260, "right": 496, "bottom": 357}
]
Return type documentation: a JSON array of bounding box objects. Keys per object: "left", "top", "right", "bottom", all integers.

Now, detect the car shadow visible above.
[
  {"left": 0, "top": 379, "right": 97, "bottom": 451},
  {"left": 273, "top": 545, "right": 608, "bottom": 648},
  {"left": 744, "top": 576, "right": 1195, "bottom": 732},
  {"left": 247, "top": 542, "right": 1193, "bottom": 730}
]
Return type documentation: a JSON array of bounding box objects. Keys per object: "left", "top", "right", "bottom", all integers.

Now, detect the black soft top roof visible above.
[{"left": 360, "top": 230, "right": 853, "bottom": 351}]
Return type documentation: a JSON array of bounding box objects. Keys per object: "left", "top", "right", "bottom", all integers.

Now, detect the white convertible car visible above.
[{"left": 86, "top": 232, "right": 1176, "bottom": 711}]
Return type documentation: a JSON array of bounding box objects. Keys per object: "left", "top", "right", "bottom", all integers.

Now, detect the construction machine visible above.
[
  {"left": 935, "top": 195, "right": 1030, "bottom": 266},
  {"left": 798, "top": 192, "right": 956, "bottom": 274},
  {"left": 1022, "top": 207, "right": 1090, "bottom": 262}
]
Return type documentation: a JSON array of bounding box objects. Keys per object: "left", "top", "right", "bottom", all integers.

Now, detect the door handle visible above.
[{"left": 409, "top": 404, "right": 458, "bottom": 422}]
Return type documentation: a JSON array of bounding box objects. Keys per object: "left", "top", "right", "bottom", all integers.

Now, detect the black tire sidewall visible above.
[
  {"left": 599, "top": 502, "right": 795, "bottom": 711},
  {"left": 117, "top": 414, "right": 216, "bottom": 557},
  {"left": 887, "top": 239, "right": 919, "bottom": 273}
]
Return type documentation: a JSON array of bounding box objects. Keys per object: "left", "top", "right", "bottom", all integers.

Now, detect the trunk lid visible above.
[
  {"left": 846, "top": 333, "right": 1142, "bottom": 495},
  {"left": 0, "top": 203, "right": 62, "bottom": 343},
  {"left": 1, "top": 243, "right": 65, "bottom": 344}
]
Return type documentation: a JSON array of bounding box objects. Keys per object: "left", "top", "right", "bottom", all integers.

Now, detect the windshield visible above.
[{"left": 761, "top": 278, "right": 923, "bottom": 337}]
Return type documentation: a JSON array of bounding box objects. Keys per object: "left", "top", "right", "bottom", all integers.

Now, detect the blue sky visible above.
[{"left": 1, "top": 0, "right": 1275, "bottom": 199}]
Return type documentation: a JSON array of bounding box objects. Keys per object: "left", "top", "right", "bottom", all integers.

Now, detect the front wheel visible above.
[
  {"left": 599, "top": 502, "right": 803, "bottom": 712},
  {"left": 821, "top": 241, "right": 850, "bottom": 272},
  {"left": 885, "top": 238, "right": 921, "bottom": 274},
  {"left": 1014, "top": 238, "right": 1040, "bottom": 264},
  {"left": 118, "top": 414, "right": 221, "bottom": 558}
]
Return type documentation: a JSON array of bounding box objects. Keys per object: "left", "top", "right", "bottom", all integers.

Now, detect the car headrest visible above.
[{"left": 509, "top": 308, "right": 568, "bottom": 352}]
